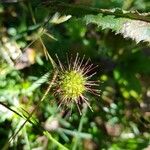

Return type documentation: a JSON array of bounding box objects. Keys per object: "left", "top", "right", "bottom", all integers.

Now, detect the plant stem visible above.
[
  {"left": 72, "top": 104, "right": 87, "bottom": 150},
  {"left": 2, "top": 71, "right": 58, "bottom": 150},
  {"left": 44, "top": 131, "right": 69, "bottom": 150},
  {"left": 42, "top": 1, "right": 150, "bottom": 22},
  {"left": 23, "top": 127, "right": 31, "bottom": 150}
]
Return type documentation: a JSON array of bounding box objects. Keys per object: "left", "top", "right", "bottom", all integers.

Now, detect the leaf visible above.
[
  {"left": 50, "top": 12, "right": 72, "bottom": 24},
  {"left": 44, "top": 2, "right": 150, "bottom": 22},
  {"left": 44, "top": 2, "right": 150, "bottom": 43},
  {"left": 22, "top": 72, "right": 50, "bottom": 94},
  {"left": 84, "top": 13, "right": 150, "bottom": 43}
]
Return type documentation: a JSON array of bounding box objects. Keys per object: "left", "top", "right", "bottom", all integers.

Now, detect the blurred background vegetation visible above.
[{"left": 0, "top": 0, "right": 150, "bottom": 150}]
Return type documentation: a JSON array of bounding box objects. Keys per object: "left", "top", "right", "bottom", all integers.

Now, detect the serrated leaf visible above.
[
  {"left": 44, "top": 2, "right": 150, "bottom": 43},
  {"left": 84, "top": 14, "right": 150, "bottom": 43},
  {"left": 44, "top": 2, "right": 150, "bottom": 22}
]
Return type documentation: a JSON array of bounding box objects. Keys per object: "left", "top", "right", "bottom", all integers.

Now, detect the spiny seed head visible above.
[
  {"left": 54, "top": 53, "right": 100, "bottom": 114},
  {"left": 59, "top": 70, "right": 86, "bottom": 100}
]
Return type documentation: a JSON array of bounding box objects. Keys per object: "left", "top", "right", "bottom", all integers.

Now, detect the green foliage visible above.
[
  {"left": 0, "top": 0, "right": 150, "bottom": 150},
  {"left": 84, "top": 13, "right": 150, "bottom": 43}
]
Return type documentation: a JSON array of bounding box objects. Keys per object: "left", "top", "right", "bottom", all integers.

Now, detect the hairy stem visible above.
[{"left": 42, "top": 1, "right": 150, "bottom": 22}]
